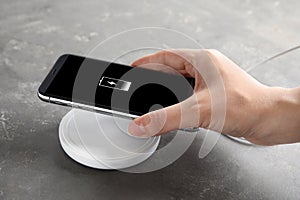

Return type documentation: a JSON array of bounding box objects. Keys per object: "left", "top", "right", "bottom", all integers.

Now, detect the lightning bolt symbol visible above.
[{"left": 107, "top": 81, "right": 116, "bottom": 86}]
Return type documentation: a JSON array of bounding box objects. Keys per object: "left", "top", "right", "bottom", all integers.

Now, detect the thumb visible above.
[{"left": 128, "top": 98, "right": 199, "bottom": 137}]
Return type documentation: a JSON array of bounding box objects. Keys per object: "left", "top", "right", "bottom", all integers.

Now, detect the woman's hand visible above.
[{"left": 128, "top": 49, "right": 300, "bottom": 145}]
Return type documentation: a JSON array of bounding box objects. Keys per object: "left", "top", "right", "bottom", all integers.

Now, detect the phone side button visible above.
[{"left": 50, "top": 98, "right": 71, "bottom": 107}]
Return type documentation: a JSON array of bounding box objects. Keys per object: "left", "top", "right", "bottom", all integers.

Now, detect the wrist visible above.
[
  {"left": 263, "top": 86, "right": 300, "bottom": 144},
  {"left": 290, "top": 87, "right": 300, "bottom": 103},
  {"left": 275, "top": 87, "right": 300, "bottom": 108}
]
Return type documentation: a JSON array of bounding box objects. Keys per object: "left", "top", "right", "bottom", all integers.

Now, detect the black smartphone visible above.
[{"left": 38, "top": 54, "right": 195, "bottom": 118}]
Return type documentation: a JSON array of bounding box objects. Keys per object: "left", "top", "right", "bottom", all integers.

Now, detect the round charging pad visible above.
[{"left": 59, "top": 109, "right": 160, "bottom": 169}]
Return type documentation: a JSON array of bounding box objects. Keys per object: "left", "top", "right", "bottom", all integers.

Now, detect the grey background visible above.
[{"left": 1, "top": 0, "right": 300, "bottom": 199}]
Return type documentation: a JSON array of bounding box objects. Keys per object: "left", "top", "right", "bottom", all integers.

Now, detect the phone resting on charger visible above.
[{"left": 38, "top": 54, "right": 195, "bottom": 119}]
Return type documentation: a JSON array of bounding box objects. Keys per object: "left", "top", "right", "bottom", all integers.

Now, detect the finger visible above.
[
  {"left": 131, "top": 50, "right": 187, "bottom": 72},
  {"left": 133, "top": 63, "right": 187, "bottom": 76},
  {"left": 128, "top": 97, "right": 200, "bottom": 137},
  {"left": 132, "top": 49, "right": 203, "bottom": 79}
]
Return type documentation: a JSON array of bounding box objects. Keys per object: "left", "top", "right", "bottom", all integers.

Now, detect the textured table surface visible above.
[{"left": 0, "top": 0, "right": 300, "bottom": 199}]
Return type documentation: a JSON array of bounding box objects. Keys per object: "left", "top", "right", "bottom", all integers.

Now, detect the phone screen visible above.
[{"left": 39, "top": 54, "right": 195, "bottom": 116}]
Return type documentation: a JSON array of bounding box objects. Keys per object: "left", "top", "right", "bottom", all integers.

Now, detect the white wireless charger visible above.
[{"left": 59, "top": 109, "right": 160, "bottom": 169}]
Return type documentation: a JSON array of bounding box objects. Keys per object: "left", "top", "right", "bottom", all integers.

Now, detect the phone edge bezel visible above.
[{"left": 37, "top": 91, "right": 139, "bottom": 119}]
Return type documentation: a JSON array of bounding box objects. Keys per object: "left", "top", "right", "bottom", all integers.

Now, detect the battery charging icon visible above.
[{"left": 99, "top": 76, "right": 131, "bottom": 91}]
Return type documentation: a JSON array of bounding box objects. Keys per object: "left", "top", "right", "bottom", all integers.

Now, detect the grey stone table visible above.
[{"left": 0, "top": 0, "right": 300, "bottom": 199}]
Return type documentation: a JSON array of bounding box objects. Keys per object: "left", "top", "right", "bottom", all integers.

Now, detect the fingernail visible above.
[
  {"left": 128, "top": 120, "right": 147, "bottom": 137},
  {"left": 138, "top": 115, "right": 151, "bottom": 126}
]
